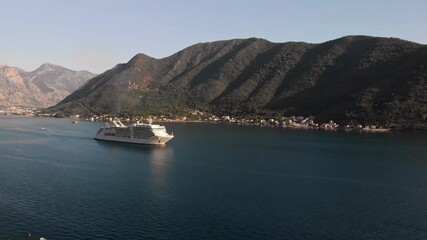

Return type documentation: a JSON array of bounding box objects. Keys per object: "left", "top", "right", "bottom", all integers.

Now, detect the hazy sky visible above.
[{"left": 0, "top": 0, "right": 426, "bottom": 73}]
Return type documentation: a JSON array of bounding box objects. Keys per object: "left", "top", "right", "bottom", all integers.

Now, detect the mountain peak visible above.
[
  {"left": 0, "top": 63, "right": 96, "bottom": 108},
  {"left": 50, "top": 36, "right": 427, "bottom": 129},
  {"left": 33, "top": 63, "right": 54, "bottom": 72},
  {"left": 38, "top": 62, "right": 61, "bottom": 70},
  {"left": 127, "top": 53, "right": 156, "bottom": 66},
  {"left": 41, "top": 62, "right": 56, "bottom": 66}
]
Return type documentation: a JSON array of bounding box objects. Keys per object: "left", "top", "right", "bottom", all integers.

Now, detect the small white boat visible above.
[{"left": 95, "top": 120, "right": 174, "bottom": 145}]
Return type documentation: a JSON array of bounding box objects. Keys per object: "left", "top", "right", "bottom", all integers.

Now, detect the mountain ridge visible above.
[
  {"left": 0, "top": 63, "right": 96, "bottom": 107},
  {"left": 50, "top": 35, "right": 427, "bottom": 128}
]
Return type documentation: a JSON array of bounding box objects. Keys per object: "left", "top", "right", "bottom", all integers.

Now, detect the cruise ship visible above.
[{"left": 95, "top": 120, "right": 174, "bottom": 145}]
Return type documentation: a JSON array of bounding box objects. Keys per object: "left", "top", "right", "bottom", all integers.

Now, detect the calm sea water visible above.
[{"left": 0, "top": 116, "right": 426, "bottom": 239}]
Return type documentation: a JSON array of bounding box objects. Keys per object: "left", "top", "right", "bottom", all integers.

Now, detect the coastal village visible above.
[{"left": 1, "top": 106, "right": 390, "bottom": 132}]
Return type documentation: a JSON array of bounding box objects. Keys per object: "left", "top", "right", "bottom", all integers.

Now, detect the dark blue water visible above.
[{"left": 0, "top": 116, "right": 427, "bottom": 239}]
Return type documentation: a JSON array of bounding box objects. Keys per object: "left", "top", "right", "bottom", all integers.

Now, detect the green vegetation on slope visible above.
[{"left": 48, "top": 36, "right": 427, "bottom": 129}]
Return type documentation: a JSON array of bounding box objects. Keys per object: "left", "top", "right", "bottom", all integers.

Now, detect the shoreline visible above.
[
  {"left": 4, "top": 113, "right": 427, "bottom": 132},
  {"left": 153, "top": 119, "right": 394, "bottom": 133}
]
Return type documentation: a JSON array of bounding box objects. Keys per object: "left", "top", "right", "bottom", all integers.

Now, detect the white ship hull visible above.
[
  {"left": 95, "top": 133, "right": 173, "bottom": 145},
  {"left": 94, "top": 121, "right": 174, "bottom": 145}
]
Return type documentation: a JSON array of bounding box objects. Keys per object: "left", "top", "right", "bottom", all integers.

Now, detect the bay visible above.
[{"left": 0, "top": 115, "right": 426, "bottom": 239}]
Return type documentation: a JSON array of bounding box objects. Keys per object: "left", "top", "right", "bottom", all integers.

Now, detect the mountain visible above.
[
  {"left": 0, "top": 63, "right": 95, "bottom": 107},
  {"left": 50, "top": 36, "right": 427, "bottom": 128}
]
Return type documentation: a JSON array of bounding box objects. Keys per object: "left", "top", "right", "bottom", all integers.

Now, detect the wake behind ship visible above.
[{"left": 95, "top": 120, "right": 174, "bottom": 145}]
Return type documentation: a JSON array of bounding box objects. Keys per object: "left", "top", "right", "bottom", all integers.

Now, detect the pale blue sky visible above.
[{"left": 0, "top": 0, "right": 426, "bottom": 73}]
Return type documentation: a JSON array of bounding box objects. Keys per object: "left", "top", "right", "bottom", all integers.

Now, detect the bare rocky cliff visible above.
[{"left": 0, "top": 63, "right": 95, "bottom": 107}]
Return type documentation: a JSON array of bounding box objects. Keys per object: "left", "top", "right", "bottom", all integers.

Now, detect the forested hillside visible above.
[{"left": 50, "top": 36, "right": 427, "bottom": 128}]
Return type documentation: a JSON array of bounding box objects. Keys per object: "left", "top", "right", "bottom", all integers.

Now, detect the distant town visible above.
[{"left": 1, "top": 106, "right": 390, "bottom": 133}]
